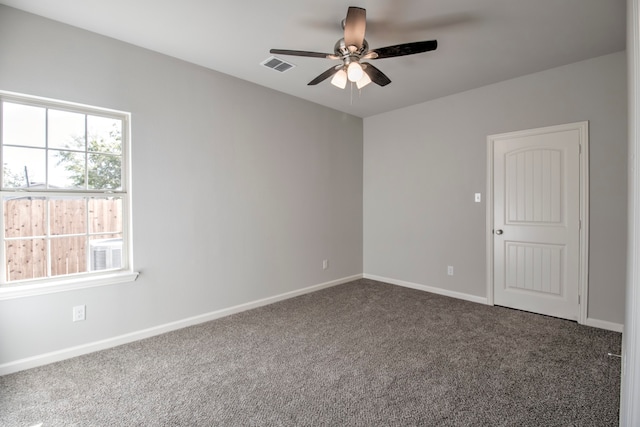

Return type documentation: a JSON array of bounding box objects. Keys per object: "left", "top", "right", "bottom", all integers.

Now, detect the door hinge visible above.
[
  {"left": 579, "top": 144, "right": 582, "bottom": 154},
  {"left": 578, "top": 294, "right": 581, "bottom": 304}
]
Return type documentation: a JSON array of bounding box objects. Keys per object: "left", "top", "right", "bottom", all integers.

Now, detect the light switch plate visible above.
[{"left": 474, "top": 193, "right": 481, "bottom": 203}]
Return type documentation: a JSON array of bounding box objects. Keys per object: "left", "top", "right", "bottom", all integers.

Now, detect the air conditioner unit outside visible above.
[{"left": 89, "top": 238, "right": 122, "bottom": 271}]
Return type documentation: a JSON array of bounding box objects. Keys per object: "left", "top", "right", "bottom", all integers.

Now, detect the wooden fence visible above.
[{"left": 3, "top": 197, "right": 122, "bottom": 281}]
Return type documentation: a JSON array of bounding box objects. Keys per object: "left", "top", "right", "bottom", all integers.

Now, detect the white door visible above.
[{"left": 490, "top": 122, "right": 587, "bottom": 321}]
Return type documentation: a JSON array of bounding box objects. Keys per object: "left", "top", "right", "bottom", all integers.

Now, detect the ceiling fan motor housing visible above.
[
  {"left": 334, "top": 38, "right": 368, "bottom": 60},
  {"left": 269, "top": 6, "right": 437, "bottom": 88}
]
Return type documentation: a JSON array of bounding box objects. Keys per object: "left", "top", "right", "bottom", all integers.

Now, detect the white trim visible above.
[
  {"left": 0, "top": 274, "right": 362, "bottom": 375},
  {"left": 485, "top": 122, "right": 589, "bottom": 324},
  {"left": 363, "top": 274, "right": 489, "bottom": 305},
  {"left": 0, "top": 90, "right": 128, "bottom": 118},
  {"left": 486, "top": 136, "right": 495, "bottom": 305},
  {"left": 0, "top": 271, "right": 139, "bottom": 300},
  {"left": 578, "top": 123, "right": 590, "bottom": 325},
  {"left": 0, "top": 90, "right": 134, "bottom": 294},
  {"left": 584, "top": 318, "right": 624, "bottom": 333},
  {"left": 622, "top": 0, "right": 640, "bottom": 424},
  {"left": 363, "top": 274, "right": 621, "bottom": 333}
]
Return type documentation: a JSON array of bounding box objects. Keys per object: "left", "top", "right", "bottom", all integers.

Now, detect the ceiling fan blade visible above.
[
  {"left": 344, "top": 7, "right": 366, "bottom": 50},
  {"left": 308, "top": 66, "right": 342, "bottom": 85},
  {"left": 369, "top": 40, "right": 438, "bottom": 59},
  {"left": 270, "top": 49, "right": 335, "bottom": 59},
  {"left": 362, "top": 63, "right": 391, "bottom": 86}
]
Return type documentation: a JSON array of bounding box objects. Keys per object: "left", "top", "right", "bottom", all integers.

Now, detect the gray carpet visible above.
[{"left": 0, "top": 279, "right": 622, "bottom": 426}]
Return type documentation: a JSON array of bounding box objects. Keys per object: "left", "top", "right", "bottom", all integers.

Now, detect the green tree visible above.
[
  {"left": 3, "top": 164, "right": 26, "bottom": 188},
  {"left": 57, "top": 125, "right": 122, "bottom": 190}
]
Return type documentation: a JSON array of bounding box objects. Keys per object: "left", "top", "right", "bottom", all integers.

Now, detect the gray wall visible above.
[
  {"left": 363, "top": 51, "right": 627, "bottom": 325},
  {"left": 0, "top": 5, "right": 627, "bottom": 367},
  {"left": 0, "top": 6, "right": 363, "bottom": 364}
]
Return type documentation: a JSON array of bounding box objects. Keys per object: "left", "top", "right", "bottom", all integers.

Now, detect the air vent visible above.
[{"left": 261, "top": 56, "right": 295, "bottom": 73}]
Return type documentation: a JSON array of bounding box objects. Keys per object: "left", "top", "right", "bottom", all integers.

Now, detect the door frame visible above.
[{"left": 485, "top": 121, "right": 589, "bottom": 325}]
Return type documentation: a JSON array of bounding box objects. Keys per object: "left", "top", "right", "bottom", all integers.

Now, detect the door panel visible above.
[
  {"left": 506, "top": 148, "right": 563, "bottom": 224},
  {"left": 506, "top": 243, "right": 563, "bottom": 295},
  {"left": 493, "top": 127, "right": 582, "bottom": 321}
]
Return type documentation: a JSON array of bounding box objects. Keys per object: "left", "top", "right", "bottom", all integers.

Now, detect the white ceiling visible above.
[{"left": 0, "top": 0, "right": 626, "bottom": 118}]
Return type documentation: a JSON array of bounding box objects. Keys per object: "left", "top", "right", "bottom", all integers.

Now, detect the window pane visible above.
[
  {"left": 89, "top": 197, "right": 122, "bottom": 234},
  {"left": 2, "top": 102, "right": 46, "bottom": 148},
  {"left": 4, "top": 197, "right": 46, "bottom": 238},
  {"left": 88, "top": 153, "right": 121, "bottom": 190},
  {"left": 88, "top": 116, "right": 122, "bottom": 154},
  {"left": 3, "top": 146, "right": 46, "bottom": 188},
  {"left": 51, "top": 235, "right": 87, "bottom": 277},
  {"left": 5, "top": 238, "right": 47, "bottom": 282},
  {"left": 1, "top": 94, "right": 130, "bottom": 284},
  {"left": 89, "top": 235, "right": 122, "bottom": 271},
  {"left": 48, "top": 109, "right": 85, "bottom": 150},
  {"left": 49, "top": 197, "right": 86, "bottom": 236},
  {"left": 49, "top": 150, "right": 85, "bottom": 189}
]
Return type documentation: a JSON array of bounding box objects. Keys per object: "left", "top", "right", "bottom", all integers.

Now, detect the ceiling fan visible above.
[{"left": 270, "top": 6, "right": 438, "bottom": 89}]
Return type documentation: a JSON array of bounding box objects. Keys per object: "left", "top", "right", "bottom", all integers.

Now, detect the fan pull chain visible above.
[{"left": 350, "top": 82, "right": 353, "bottom": 105}]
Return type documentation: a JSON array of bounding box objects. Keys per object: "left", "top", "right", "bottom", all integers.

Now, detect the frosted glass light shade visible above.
[
  {"left": 347, "top": 62, "right": 363, "bottom": 82},
  {"left": 356, "top": 72, "right": 371, "bottom": 89},
  {"left": 331, "top": 69, "right": 348, "bottom": 89}
]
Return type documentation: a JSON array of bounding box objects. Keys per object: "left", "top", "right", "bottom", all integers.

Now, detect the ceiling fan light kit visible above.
[
  {"left": 269, "top": 6, "right": 438, "bottom": 91},
  {"left": 356, "top": 71, "right": 372, "bottom": 89},
  {"left": 347, "top": 61, "right": 364, "bottom": 82},
  {"left": 331, "top": 69, "right": 348, "bottom": 89}
]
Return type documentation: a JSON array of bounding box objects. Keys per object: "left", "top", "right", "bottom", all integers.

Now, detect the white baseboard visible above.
[
  {"left": 0, "top": 274, "right": 363, "bottom": 376},
  {"left": 363, "top": 274, "right": 489, "bottom": 305},
  {"left": 363, "top": 274, "right": 624, "bottom": 333},
  {"left": 3, "top": 273, "right": 620, "bottom": 376},
  {"left": 584, "top": 317, "right": 624, "bottom": 333}
]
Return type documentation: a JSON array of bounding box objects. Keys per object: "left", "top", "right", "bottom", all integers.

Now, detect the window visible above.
[{"left": 0, "top": 91, "right": 136, "bottom": 297}]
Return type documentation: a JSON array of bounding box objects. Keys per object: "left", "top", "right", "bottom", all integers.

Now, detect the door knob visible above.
[{"left": 495, "top": 229, "right": 503, "bottom": 235}]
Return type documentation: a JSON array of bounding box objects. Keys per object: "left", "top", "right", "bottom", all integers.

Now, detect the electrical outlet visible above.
[
  {"left": 447, "top": 266, "right": 454, "bottom": 276},
  {"left": 72, "top": 305, "right": 86, "bottom": 322},
  {"left": 322, "top": 259, "right": 328, "bottom": 270}
]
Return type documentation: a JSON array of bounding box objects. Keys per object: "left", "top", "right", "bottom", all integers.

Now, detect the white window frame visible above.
[{"left": 0, "top": 91, "right": 137, "bottom": 300}]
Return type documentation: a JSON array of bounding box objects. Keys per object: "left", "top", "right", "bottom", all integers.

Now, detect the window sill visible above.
[{"left": 0, "top": 271, "right": 139, "bottom": 300}]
